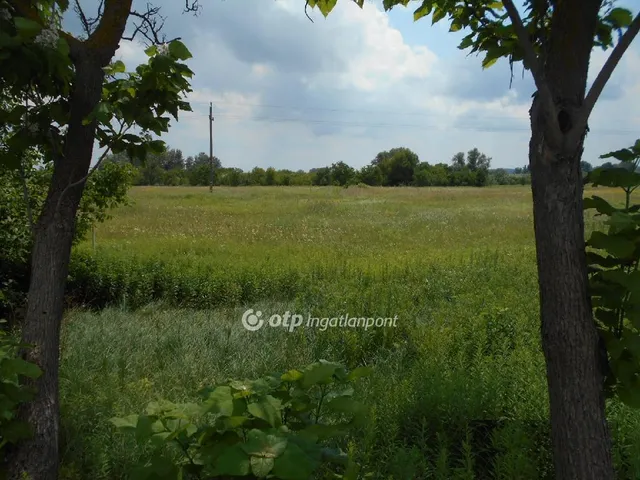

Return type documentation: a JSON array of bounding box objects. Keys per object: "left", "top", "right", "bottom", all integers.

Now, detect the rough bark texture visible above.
[
  {"left": 530, "top": 0, "right": 615, "bottom": 478},
  {"left": 8, "top": 55, "right": 105, "bottom": 480}
]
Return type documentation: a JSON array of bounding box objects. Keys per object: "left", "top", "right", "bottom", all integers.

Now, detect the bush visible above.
[
  {"left": 111, "top": 361, "right": 370, "bottom": 479},
  {"left": 0, "top": 321, "right": 41, "bottom": 470},
  {"left": 0, "top": 159, "right": 135, "bottom": 320}
]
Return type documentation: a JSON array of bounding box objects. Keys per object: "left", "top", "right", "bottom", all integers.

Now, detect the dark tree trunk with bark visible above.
[
  {"left": 529, "top": 0, "right": 615, "bottom": 478},
  {"left": 8, "top": 55, "right": 105, "bottom": 480},
  {"left": 529, "top": 104, "right": 614, "bottom": 479}
]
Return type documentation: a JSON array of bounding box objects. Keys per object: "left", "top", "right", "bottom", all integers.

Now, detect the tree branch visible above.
[
  {"left": 122, "top": 3, "right": 166, "bottom": 45},
  {"left": 502, "top": 0, "right": 562, "bottom": 147},
  {"left": 55, "top": 122, "right": 130, "bottom": 215},
  {"left": 86, "top": 0, "right": 133, "bottom": 60},
  {"left": 577, "top": 11, "right": 640, "bottom": 133}
]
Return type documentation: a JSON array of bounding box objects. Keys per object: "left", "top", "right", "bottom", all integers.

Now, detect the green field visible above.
[{"left": 59, "top": 186, "right": 640, "bottom": 479}]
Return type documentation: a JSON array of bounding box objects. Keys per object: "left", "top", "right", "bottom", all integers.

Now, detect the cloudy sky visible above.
[{"left": 69, "top": 0, "right": 640, "bottom": 170}]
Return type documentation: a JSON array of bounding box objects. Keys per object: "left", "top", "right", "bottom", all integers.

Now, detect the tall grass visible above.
[{"left": 58, "top": 185, "right": 640, "bottom": 479}]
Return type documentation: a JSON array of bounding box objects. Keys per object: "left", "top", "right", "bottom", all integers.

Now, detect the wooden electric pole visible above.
[{"left": 209, "top": 102, "right": 214, "bottom": 192}]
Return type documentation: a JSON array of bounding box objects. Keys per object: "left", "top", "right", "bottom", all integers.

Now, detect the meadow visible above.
[{"left": 59, "top": 185, "right": 640, "bottom": 479}]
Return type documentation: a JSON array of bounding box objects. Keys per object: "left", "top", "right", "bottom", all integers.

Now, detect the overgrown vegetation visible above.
[
  {"left": 50, "top": 185, "right": 640, "bottom": 479},
  {"left": 0, "top": 159, "right": 135, "bottom": 320},
  {"left": 585, "top": 140, "right": 640, "bottom": 407},
  {"left": 110, "top": 361, "right": 369, "bottom": 479}
]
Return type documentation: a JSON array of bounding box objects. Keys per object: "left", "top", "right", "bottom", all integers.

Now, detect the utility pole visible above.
[{"left": 209, "top": 102, "right": 214, "bottom": 192}]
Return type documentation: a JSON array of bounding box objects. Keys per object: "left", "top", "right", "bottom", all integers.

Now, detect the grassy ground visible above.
[{"left": 59, "top": 185, "right": 640, "bottom": 479}]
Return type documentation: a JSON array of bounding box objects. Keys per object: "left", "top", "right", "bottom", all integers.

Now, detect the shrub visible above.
[
  {"left": 0, "top": 321, "right": 42, "bottom": 470},
  {"left": 111, "top": 360, "right": 371, "bottom": 479}
]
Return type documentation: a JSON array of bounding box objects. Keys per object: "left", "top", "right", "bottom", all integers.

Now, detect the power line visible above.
[
  {"left": 174, "top": 111, "right": 638, "bottom": 135},
  {"left": 185, "top": 98, "right": 640, "bottom": 123}
]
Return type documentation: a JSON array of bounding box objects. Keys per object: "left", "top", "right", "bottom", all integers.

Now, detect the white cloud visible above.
[{"left": 90, "top": 0, "right": 640, "bottom": 170}]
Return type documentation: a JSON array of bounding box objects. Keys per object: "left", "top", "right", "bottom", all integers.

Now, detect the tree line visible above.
[{"left": 107, "top": 146, "right": 540, "bottom": 187}]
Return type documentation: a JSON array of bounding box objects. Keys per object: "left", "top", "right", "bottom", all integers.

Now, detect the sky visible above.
[{"left": 68, "top": 0, "right": 640, "bottom": 171}]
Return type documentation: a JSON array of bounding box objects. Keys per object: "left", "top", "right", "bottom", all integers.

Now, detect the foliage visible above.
[
  {"left": 110, "top": 361, "right": 369, "bottom": 479},
  {"left": 0, "top": 321, "right": 42, "bottom": 467},
  {"left": 57, "top": 186, "right": 640, "bottom": 478},
  {"left": 0, "top": 158, "right": 135, "bottom": 318},
  {"left": 0, "top": 2, "right": 194, "bottom": 174},
  {"left": 584, "top": 140, "right": 640, "bottom": 408}
]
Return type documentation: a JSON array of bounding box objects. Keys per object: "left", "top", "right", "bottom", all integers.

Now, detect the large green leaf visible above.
[
  {"left": 168, "top": 40, "right": 192, "bottom": 61},
  {"left": 247, "top": 395, "right": 282, "bottom": 427},
  {"left": 583, "top": 195, "right": 617, "bottom": 215},
  {"left": 301, "top": 361, "right": 342, "bottom": 388},
  {"left": 203, "top": 386, "right": 234, "bottom": 417},
  {"left": 241, "top": 429, "right": 288, "bottom": 458},
  {"left": 0, "top": 358, "right": 41, "bottom": 379},
  {"left": 209, "top": 444, "right": 251, "bottom": 476},
  {"left": 272, "top": 443, "right": 319, "bottom": 480},
  {"left": 587, "top": 231, "right": 636, "bottom": 259},
  {"left": 250, "top": 456, "right": 275, "bottom": 478}
]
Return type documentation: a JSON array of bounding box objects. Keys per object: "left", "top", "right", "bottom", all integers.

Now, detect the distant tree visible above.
[
  {"left": 265, "top": 167, "right": 277, "bottom": 186},
  {"left": 451, "top": 152, "right": 466, "bottom": 170},
  {"left": 358, "top": 164, "right": 383, "bottom": 186},
  {"left": 580, "top": 161, "right": 593, "bottom": 173},
  {"left": 312, "top": 167, "right": 332, "bottom": 186},
  {"left": 475, "top": 167, "right": 489, "bottom": 186},
  {"left": 330, "top": 161, "right": 355, "bottom": 186},
  {"left": 162, "top": 149, "right": 185, "bottom": 171},
  {"left": 373, "top": 147, "right": 419, "bottom": 186},
  {"left": 492, "top": 168, "right": 509, "bottom": 185},
  {"left": 249, "top": 167, "right": 266, "bottom": 186},
  {"left": 466, "top": 148, "right": 491, "bottom": 171},
  {"left": 601, "top": 161, "right": 615, "bottom": 170}
]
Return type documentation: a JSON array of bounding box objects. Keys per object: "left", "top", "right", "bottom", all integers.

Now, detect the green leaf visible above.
[
  {"left": 316, "top": 0, "right": 338, "bottom": 17},
  {"left": 110, "top": 415, "right": 138, "bottom": 431},
  {"left": 347, "top": 366, "right": 373, "bottom": 381},
  {"left": 247, "top": 395, "right": 282, "bottom": 427},
  {"left": 325, "top": 396, "right": 363, "bottom": 415},
  {"left": 147, "top": 140, "right": 166, "bottom": 155},
  {"left": 432, "top": 7, "right": 446, "bottom": 24},
  {"left": 136, "top": 415, "right": 154, "bottom": 443},
  {"left": 144, "top": 45, "right": 158, "bottom": 57},
  {"left": 168, "top": 40, "right": 192, "bottom": 61},
  {"left": 250, "top": 456, "right": 275, "bottom": 478},
  {"left": 241, "top": 429, "right": 288, "bottom": 458},
  {"left": 583, "top": 195, "right": 617, "bottom": 215},
  {"left": 281, "top": 369, "right": 303, "bottom": 382},
  {"left": 13, "top": 18, "right": 42, "bottom": 38},
  {"left": 449, "top": 21, "right": 462, "bottom": 32},
  {"left": 607, "top": 211, "right": 637, "bottom": 234},
  {"left": 600, "top": 148, "right": 637, "bottom": 162},
  {"left": 607, "top": 8, "right": 633, "bottom": 28},
  {"left": 482, "top": 46, "right": 504, "bottom": 69},
  {"left": 272, "top": 443, "right": 319, "bottom": 480},
  {"left": 104, "top": 60, "right": 126, "bottom": 75},
  {"left": 210, "top": 444, "right": 251, "bottom": 476},
  {"left": 301, "top": 361, "right": 341, "bottom": 388},
  {"left": 1, "top": 419, "right": 33, "bottom": 443},
  {"left": 587, "top": 231, "right": 636, "bottom": 259},
  {"left": 1, "top": 358, "right": 41, "bottom": 379},
  {"left": 203, "top": 385, "right": 234, "bottom": 416},
  {"left": 413, "top": 2, "right": 433, "bottom": 21},
  {"left": 618, "top": 383, "right": 640, "bottom": 409}
]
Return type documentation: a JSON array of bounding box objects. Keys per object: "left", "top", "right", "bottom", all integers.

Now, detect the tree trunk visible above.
[
  {"left": 529, "top": 102, "right": 615, "bottom": 479},
  {"left": 8, "top": 55, "right": 105, "bottom": 480},
  {"left": 527, "top": 1, "right": 617, "bottom": 478}
]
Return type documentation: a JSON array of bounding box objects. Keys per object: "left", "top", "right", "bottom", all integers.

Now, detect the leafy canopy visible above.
[{"left": 0, "top": 0, "right": 194, "bottom": 171}]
